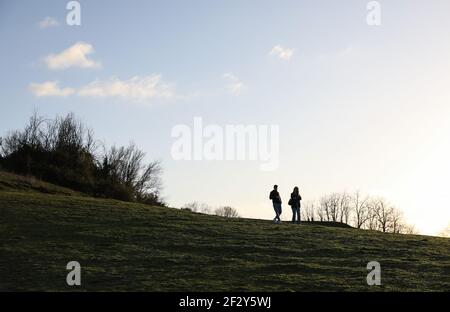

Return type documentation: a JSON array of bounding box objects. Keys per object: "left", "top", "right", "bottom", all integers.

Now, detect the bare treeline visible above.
[
  {"left": 215, "top": 206, "right": 240, "bottom": 218},
  {"left": 302, "top": 191, "right": 417, "bottom": 234},
  {"left": 0, "top": 113, "right": 163, "bottom": 205},
  {"left": 181, "top": 193, "right": 416, "bottom": 234},
  {"left": 182, "top": 202, "right": 240, "bottom": 218}
]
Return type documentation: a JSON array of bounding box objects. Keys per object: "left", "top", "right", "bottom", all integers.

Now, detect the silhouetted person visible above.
[
  {"left": 289, "top": 186, "right": 302, "bottom": 224},
  {"left": 269, "top": 185, "right": 282, "bottom": 223}
]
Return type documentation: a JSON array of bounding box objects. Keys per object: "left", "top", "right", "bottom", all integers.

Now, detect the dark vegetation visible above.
[
  {"left": 0, "top": 113, "right": 164, "bottom": 206},
  {"left": 0, "top": 170, "right": 80, "bottom": 196}
]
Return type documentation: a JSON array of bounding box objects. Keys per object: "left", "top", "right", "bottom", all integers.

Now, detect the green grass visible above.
[{"left": 0, "top": 183, "right": 449, "bottom": 291}]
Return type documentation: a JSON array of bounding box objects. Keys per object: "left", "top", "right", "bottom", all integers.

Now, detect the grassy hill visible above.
[{"left": 0, "top": 174, "right": 449, "bottom": 291}]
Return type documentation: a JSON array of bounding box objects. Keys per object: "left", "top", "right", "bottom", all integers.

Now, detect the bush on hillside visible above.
[{"left": 0, "top": 113, "right": 164, "bottom": 206}]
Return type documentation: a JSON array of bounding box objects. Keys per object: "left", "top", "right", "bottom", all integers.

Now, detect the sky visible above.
[{"left": 1, "top": 0, "right": 450, "bottom": 235}]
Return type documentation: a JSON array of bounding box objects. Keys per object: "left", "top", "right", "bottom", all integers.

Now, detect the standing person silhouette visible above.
[
  {"left": 289, "top": 186, "right": 302, "bottom": 224},
  {"left": 269, "top": 185, "right": 282, "bottom": 223}
]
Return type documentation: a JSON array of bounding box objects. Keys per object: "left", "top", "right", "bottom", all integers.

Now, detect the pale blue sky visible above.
[{"left": 1, "top": 0, "right": 450, "bottom": 234}]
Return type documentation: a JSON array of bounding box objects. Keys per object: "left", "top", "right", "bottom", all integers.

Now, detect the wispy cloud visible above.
[
  {"left": 29, "top": 75, "right": 175, "bottom": 101},
  {"left": 29, "top": 81, "right": 75, "bottom": 97},
  {"left": 223, "top": 73, "right": 246, "bottom": 95},
  {"left": 44, "top": 42, "right": 102, "bottom": 70},
  {"left": 38, "top": 16, "right": 60, "bottom": 29},
  {"left": 78, "top": 75, "right": 174, "bottom": 100},
  {"left": 269, "top": 45, "right": 294, "bottom": 61}
]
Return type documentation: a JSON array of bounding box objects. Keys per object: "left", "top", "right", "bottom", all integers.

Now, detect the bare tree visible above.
[
  {"left": 23, "top": 112, "right": 46, "bottom": 149},
  {"left": 329, "top": 193, "right": 340, "bottom": 222},
  {"left": 0, "top": 113, "right": 46, "bottom": 156},
  {"left": 319, "top": 194, "right": 333, "bottom": 221},
  {"left": 352, "top": 191, "right": 370, "bottom": 229},
  {"left": 302, "top": 201, "right": 316, "bottom": 222},
  {"left": 338, "top": 192, "right": 351, "bottom": 224},
  {"left": 319, "top": 193, "right": 348, "bottom": 223},
  {"left": 390, "top": 208, "right": 404, "bottom": 234},
  {"left": 364, "top": 198, "right": 379, "bottom": 231},
  {"left": 0, "top": 131, "right": 21, "bottom": 156},
  {"left": 103, "top": 143, "right": 162, "bottom": 199},
  {"left": 215, "top": 206, "right": 240, "bottom": 218},
  {"left": 373, "top": 198, "right": 394, "bottom": 233}
]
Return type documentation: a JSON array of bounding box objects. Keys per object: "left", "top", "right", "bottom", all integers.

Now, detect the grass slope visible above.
[
  {"left": 0, "top": 171, "right": 81, "bottom": 196},
  {"left": 0, "top": 190, "right": 449, "bottom": 291}
]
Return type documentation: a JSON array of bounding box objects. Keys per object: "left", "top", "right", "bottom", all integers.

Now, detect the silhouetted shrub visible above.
[
  {"left": 0, "top": 113, "right": 164, "bottom": 206},
  {"left": 215, "top": 206, "right": 240, "bottom": 218}
]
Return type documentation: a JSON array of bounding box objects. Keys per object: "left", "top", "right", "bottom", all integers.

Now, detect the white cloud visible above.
[
  {"left": 38, "top": 16, "right": 60, "bottom": 29},
  {"left": 29, "top": 75, "right": 175, "bottom": 101},
  {"left": 269, "top": 45, "right": 294, "bottom": 61},
  {"left": 44, "top": 42, "right": 101, "bottom": 70},
  {"left": 223, "top": 73, "right": 246, "bottom": 95},
  {"left": 29, "top": 81, "right": 75, "bottom": 97},
  {"left": 77, "top": 75, "right": 174, "bottom": 100}
]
